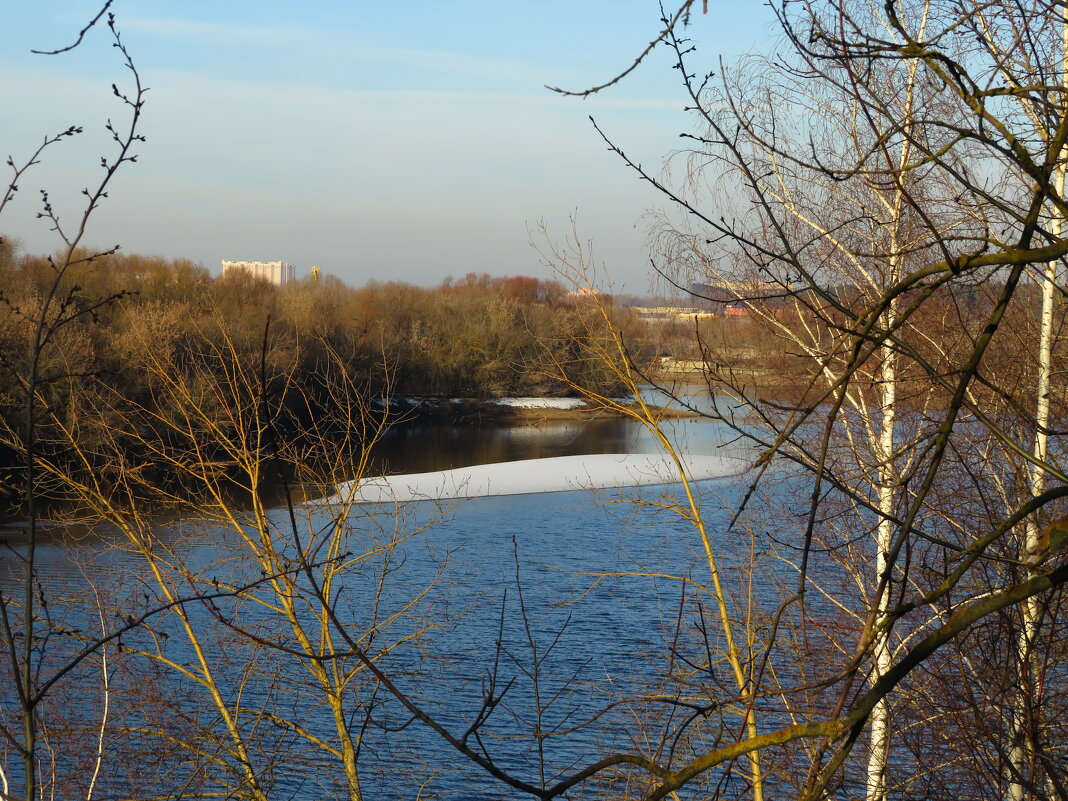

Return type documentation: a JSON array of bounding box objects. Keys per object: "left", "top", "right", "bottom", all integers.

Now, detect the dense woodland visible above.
[
  {"left": 3, "top": 233, "right": 1061, "bottom": 505},
  {"left": 0, "top": 240, "right": 634, "bottom": 495}
]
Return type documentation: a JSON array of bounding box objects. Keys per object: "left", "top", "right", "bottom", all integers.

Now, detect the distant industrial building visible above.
[{"left": 221, "top": 260, "right": 296, "bottom": 286}]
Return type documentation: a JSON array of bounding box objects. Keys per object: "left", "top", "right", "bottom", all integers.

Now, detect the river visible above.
[{"left": 0, "top": 390, "right": 779, "bottom": 800}]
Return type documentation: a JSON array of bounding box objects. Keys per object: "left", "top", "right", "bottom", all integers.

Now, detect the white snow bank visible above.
[
  {"left": 371, "top": 397, "right": 600, "bottom": 410},
  {"left": 371, "top": 396, "right": 636, "bottom": 411},
  {"left": 324, "top": 453, "right": 750, "bottom": 505},
  {"left": 489, "top": 397, "right": 592, "bottom": 410}
]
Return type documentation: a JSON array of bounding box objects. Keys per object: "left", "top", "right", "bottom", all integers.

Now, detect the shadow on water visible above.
[
  {"left": 366, "top": 385, "right": 750, "bottom": 477},
  {"left": 1, "top": 389, "right": 751, "bottom": 540},
  {"left": 0, "top": 395, "right": 774, "bottom": 799},
  {"left": 368, "top": 416, "right": 639, "bottom": 475}
]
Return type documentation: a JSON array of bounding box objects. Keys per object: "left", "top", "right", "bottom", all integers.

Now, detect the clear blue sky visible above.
[{"left": 1, "top": 1, "right": 777, "bottom": 291}]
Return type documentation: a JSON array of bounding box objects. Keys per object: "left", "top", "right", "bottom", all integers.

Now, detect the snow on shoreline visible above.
[
  {"left": 372, "top": 396, "right": 623, "bottom": 411},
  {"left": 488, "top": 397, "right": 594, "bottom": 410},
  {"left": 322, "top": 453, "right": 751, "bottom": 505}
]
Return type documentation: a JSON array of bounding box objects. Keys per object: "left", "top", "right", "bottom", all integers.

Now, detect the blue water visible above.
[
  {"left": 0, "top": 403, "right": 777, "bottom": 800},
  {"left": 343, "top": 480, "right": 752, "bottom": 799}
]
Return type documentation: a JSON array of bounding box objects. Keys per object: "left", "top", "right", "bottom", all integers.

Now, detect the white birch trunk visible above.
[
  {"left": 866, "top": 282, "right": 899, "bottom": 801},
  {"left": 1008, "top": 17, "right": 1067, "bottom": 801}
]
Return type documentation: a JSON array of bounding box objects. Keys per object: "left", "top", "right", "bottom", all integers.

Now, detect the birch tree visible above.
[
  {"left": 996, "top": 4, "right": 1068, "bottom": 798},
  {"left": 536, "top": 0, "right": 1068, "bottom": 797},
  {"left": 642, "top": 5, "right": 961, "bottom": 796},
  {"left": 664, "top": 9, "right": 940, "bottom": 797}
]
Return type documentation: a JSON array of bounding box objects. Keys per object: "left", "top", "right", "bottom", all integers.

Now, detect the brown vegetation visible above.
[
  {"left": 5, "top": 2, "right": 1068, "bottom": 800},
  {"left": 0, "top": 250, "right": 633, "bottom": 504}
]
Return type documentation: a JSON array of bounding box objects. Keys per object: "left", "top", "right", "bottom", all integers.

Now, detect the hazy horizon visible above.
[{"left": 1, "top": 2, "right": 777, "bottom": 291}]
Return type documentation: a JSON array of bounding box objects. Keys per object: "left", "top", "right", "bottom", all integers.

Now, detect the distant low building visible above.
[
  {"left": 689, "top": 280, "right": 794, "bottom": 309},
  {"left": 632, "top": 306, "right": 717, "bottom": 322},
  {"left": 221, "top": 260, "right": 296, "bottom": 286}
]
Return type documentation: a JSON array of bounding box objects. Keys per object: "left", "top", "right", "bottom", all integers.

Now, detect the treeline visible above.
[
  {"left": 645, "top": 280, "right": 1061, "bottom": 411},
  {"left": 0, "top": 241, "right": 629, "bottom": 488}
]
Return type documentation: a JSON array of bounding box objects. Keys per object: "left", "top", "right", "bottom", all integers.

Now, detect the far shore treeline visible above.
[
  {"left": 5, "top": 239, "right": 1053, "bottom": 505},
  {"left": 0, "top": 241, "right": 637, "bottom": 493}
]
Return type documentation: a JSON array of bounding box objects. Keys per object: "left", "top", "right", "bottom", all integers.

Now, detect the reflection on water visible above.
[
  {"left": 368, "top": 417, "right": 638, "bottom": 475},
  {"left": 367, "top": 386, "right": 750, "bottom": 478},
  {"left": 0, "top": 404, "right": 767, "bottom": 799}
]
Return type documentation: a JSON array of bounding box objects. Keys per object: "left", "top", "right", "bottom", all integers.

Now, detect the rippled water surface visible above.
[{"left": 2, "top": 394, "right": 772, "bottom": 799}]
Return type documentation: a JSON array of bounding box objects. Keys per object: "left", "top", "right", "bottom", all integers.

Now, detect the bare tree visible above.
[
  {"left": 0, "top": 8, "right": 144, "bottom": 799},
  {"left": 532, "top": 0, "right": 1068, "bottom": 798},
  {"left": 7, "top": 2, "right": 1068, "bottom": 799}
]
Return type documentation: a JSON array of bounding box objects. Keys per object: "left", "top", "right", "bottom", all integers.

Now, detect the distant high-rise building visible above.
[{"left": 221, "top": 260, "right": 296, "bottom": 286}]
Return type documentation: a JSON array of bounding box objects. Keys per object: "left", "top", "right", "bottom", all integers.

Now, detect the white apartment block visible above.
[{"left": 221, "top": 260, "right": 296, "bottom": 286}]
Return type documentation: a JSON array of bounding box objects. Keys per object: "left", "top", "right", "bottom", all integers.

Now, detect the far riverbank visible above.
[{"left": 381, "top": 396, "right": 702, "bottom": 427}]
